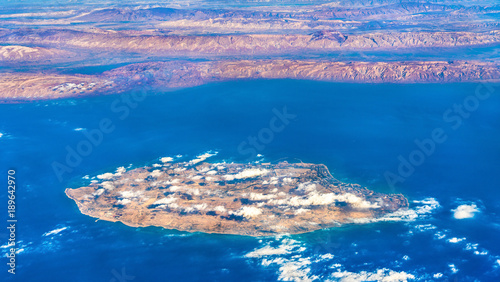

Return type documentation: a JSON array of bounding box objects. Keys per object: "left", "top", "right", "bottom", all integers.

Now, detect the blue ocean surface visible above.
[{"left": 1, "top": 80, "right": 499, "bottom": 281}]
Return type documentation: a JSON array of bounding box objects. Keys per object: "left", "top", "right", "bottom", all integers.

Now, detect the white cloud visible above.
[
  {"left": 246, "top": 245, "right": 293, "bottom": 258},
  {"left": 92, "top": 189, "right": 105, "bottom": 196},
  {"left": 448, "top": 264, "right": 458, "bottom": 274},
  {"left": 160, "top": 157, "right": 174, "bottom": 163},
  {"left": 149, "top": 170, "right": 162, "bottom": 178},
  {"left": 245, "top": 238, "right": 300, "bottom": 258},
  {"left": 213, "top": 206, "right": 226, "bottom": 213},
  {"left": 351, "top": 198, "right": 442, "bottom": 224},
  {"left": 115, "top": 166, "right": 126, "bottom": 174},
  {"left": 97, "top": 172, "right": 114, "bottom": 180},
  {"left": 222, "top": 175, "right": 235, "bottom": 181},
  {"left": 329, "top": 268, "right": 415, "bottom": 282},
  {"left": 224, "top": 168, "right": 270, "bottom": 181},
  {"left": 448, "top": 237, "right": 465, "bottom": 243},
  {"left": 246, "top": 236, "right": 416, "bottom": 282},
  {"left": 433, "top": 273, "right": 443, "bottom": 278},
  {"left": 153, "top": 196, "right": 178, "bottom": 205},
  {"left": 43, "top": 227, "right": 68, "bottom": 237},
  {"left": 413, "top": 198, "right": 441, "bottom": 215},
  {"left": 120, "top": 190, "right": 143, "bottom": 198},
  {"left": 116, "top": 199, "right": 131, "bottom": 205},
  {"left": 101, "top": 181, "right": 115, "bottom": 190},
  {"left": 193, "top": 203, "right": 207, "bottom": 210},
  {"left": 452, "top": 204, "right": 479, "bottom": 219},
  {"left": 277, "top": 258, "right": 313, "bottom": 282},
  {"left": 246, "top": 238, "right": 313, "bottom": 282},
  {"left": 294, "top": 208, "right": 310, "bottom": 215},
  {"left": 232, "top": 206, "right": 262, "bottom": 219},
  {"left": 168, "top": 185, "right": 181, "bottom": 192},
  {"left": 249, "top": 193, "right": 276, "bottom": 201},
  {"left": 296, "top": 183, "right": 316, "bottom": 192},
  {"left": 413, "top": 224, "right": 437, "bottom": 232},
  {"left": 187, "top": 152, "right": 218, "bottom": 165},
  {"left": 272, "top": 192, "right": 379, "bottom": 209}
]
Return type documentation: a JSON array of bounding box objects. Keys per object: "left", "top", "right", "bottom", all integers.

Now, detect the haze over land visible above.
[{"left": 1, "top": 0, "right": 500, "bottom": 100}]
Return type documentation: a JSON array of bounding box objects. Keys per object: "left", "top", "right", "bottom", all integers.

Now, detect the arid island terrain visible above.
[{"left": 66, "top": 156, "right": 408, "bottom": 236}]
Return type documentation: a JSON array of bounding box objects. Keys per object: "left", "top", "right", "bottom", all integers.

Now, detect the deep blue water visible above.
[{"left": 1, "top": 80, "right": 500, "bottom": 281}]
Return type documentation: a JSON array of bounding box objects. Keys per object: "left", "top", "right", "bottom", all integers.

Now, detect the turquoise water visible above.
[{"left": 1, "top": 80, "right": 500, "bottom": 281}]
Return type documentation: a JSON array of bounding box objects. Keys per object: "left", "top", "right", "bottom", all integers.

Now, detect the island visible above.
[{"left": 66, "top": 157, "right": 408, "bottom": 236}]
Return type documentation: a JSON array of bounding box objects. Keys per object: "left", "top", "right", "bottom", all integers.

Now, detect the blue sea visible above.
[{"left": 1, "top": 80, "right": 500, "bottom": 281}]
